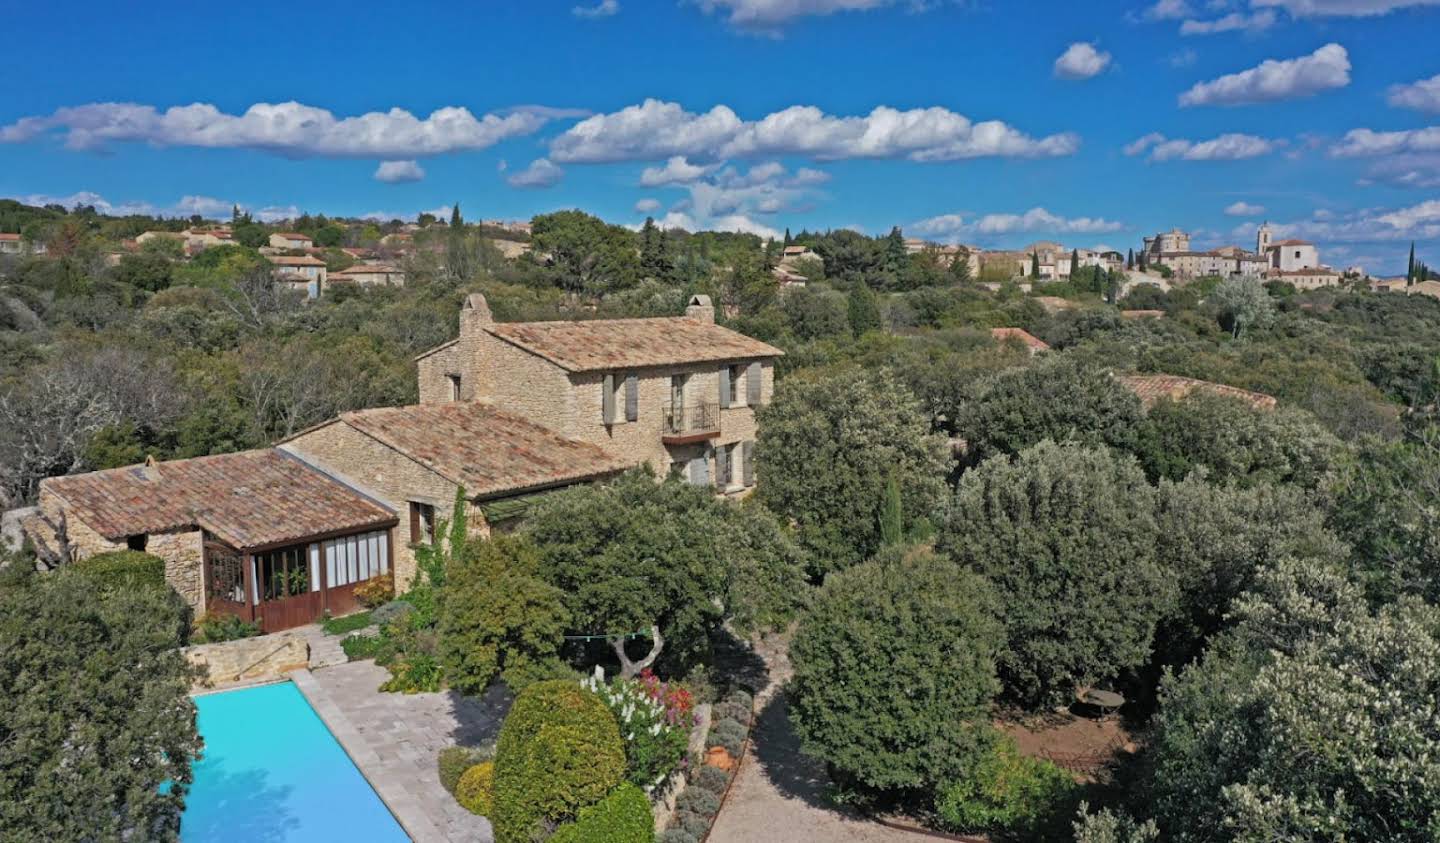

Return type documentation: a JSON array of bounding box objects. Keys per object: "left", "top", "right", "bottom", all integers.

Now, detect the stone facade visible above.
[
  {"left": 416, "top": 294, "right": 774, "bottom": 490},
  {"left": 281, "top": 421, "right": 488, "bottom": 590},
  {"left": 184, "top": 632, "right": 309, "bottom": 689}
]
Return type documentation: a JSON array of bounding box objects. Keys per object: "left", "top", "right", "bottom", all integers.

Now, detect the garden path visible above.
[
  {"left": 293, "top": 661, "right": 511, "bottom": 843},
  {"left": 707, "top": 634, "right": 915, "bottom": 843}
]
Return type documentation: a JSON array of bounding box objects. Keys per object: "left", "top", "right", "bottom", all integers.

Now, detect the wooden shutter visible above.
[
  {"left": 715, "top": 445, "right": 730, "bottom": 487},
  {"left": 742, "top": 440, "right": 755, "bottom": 486},
  {"left": 718, "top": 366, "right": 731, "bottom": 409},
  {"left": 746, "top": 362, "right": 762, "bottom": 406},
  {"left": 688, "top": 455, "right": 709, "bottom": 486},
  {"left": 625, "top": 374, "right": 639, "bottom": 422},
  {"left": 602, "top": 373, "right": 616, "bottom": 425}
]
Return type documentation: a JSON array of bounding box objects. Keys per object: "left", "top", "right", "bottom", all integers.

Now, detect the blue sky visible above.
[{"left": 3, "top": 0, "right": 1439, "bottom": 273}]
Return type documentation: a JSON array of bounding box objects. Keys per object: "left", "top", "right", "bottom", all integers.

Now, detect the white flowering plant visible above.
[{"left": 582, "top": 666, "right": 695, "bottom": 792}]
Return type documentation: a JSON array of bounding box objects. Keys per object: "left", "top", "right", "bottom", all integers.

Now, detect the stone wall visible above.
[
  {"left": 184, "top": 632, "right": 309, "bottom": 689},
  {"left": 282, "top": 421, "right": 488, "bottom": 591},
  {"left": 149, "top": 529, "right": 204, "bottom": 614},
  {"left": 34, "top": 488, "right": 125, "bottom": 558}
]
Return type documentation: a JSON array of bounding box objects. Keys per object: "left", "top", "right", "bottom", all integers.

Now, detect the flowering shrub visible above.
[
  {"left": 354, "top": 576, "right": 395, "bottom": 608},
  {"left": 581, "top": 666, "right": 695, "bottom": 791}
]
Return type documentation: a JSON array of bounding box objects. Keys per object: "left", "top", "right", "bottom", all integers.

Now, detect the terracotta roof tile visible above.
[
  {"left": 41, "top": 450, "right": 394, "bottom": 550},
  {"left": 485, "top": 317, "right": 783, "bottom": 373},
  {"left": 333, "top": 401, "right": 630, "bottom": 497},
  {"left": 0, "top": 233, "right": 20, "bottom": 241},
  {"left": 1118, "top": 374, "right": 1277, "bottom": 410},
  {"left": 990, "top": 327, "right": 1050, "bottom": 350},
  {"left": 1120, "top": 310, "right": 1165, "bottom": 319},
  {"left": 267, "top": 255, "right": 326, "bottom": 266}
]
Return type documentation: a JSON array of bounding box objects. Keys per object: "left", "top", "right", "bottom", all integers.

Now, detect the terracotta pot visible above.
[{"left": 704, "top": 746, "right": 735, "bottom": 771}]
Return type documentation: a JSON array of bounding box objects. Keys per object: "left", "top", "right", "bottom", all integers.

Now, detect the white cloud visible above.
[
  {"left": 1228, "top": 199, "right": 1440, "bottom": 247},
  {"left": 0, "top": 100, "right": 552, "bottom": 158},
  {"left": 254, "top": 205, "right": 302, "bottom": 223},
  {"left": 1124, "top": 132, "right": 1283, "bottom": 160},
  {"left": 573, "top": 0, "right": 619, "bottom": 17},
  {"left": 642, "top": 160, "right": 826, "bottom": 234},
  {"left": 7, "top": 190, "right": 253, "bottom": 220},
  {"left": 1331, "top": 125, "right": 1440, "bottom": 157},
  {"left": 1251, "top": 0, "right": 1440, "bottom": 16},
  {"left": 1169, "top": 48, "right": 1199, "bottom": 67},
  {"left": 911, "top": 207, "right": 1125, "bottom": 243},
  {"left": 1053, "top": 42, "right": 1113, "bottom": 80},
  {"left": 1388, "top": 74, "right": 1440, "bottom": 113},
  {"left": 548, "top": 98, "right": 1079, "bottom": 164},
  {"left": 1179, "top": 43, "right": 1351, "bottom": 106},
  {"left": 373, "top": 160, "right": 425, "bottom": 183},
  {"left": 1357, "top": 155, "right": 1440, "bottom": 188},
  {"left": 1225, "top": 200, "right": 1267, "bottom": 216},
  {"left": 1143, "top": 0, "right": 1195, "bottom": 19},
  {"left": 635, "top": 198, "right": 662, "bottom": 213},
  {"left": 1180, "top": 9, "right": 1279, "bottom": 33},
  {"left": 638, "top": 156, "right": 715, "bottom": 186},
  {"left": 694, "top": 0, "right": 897, "bottom": 29},
  {"left": 506, "top": 158, "right": 564, "bottom": 189}
]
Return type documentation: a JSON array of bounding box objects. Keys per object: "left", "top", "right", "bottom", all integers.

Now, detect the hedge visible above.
[
  {"left": 457, "top": 761, "right": 496, "bottom": 816},
  {"left": 491, "top": 681, "right": 625, "bottom": 843},
  {"left": 70, "top": 551, "right": 166, "bottom": 590},
  {"left": 439, "top": 745, "right": 493, "bottom": 795},
  {"left": 548, "top": 783, "right": 654, "bottom": 843}
]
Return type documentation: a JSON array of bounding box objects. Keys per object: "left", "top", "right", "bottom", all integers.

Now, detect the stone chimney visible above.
[
  {"left": 141, "top": 455, "right": 162, "bottom": 482},
  {"left": 685, "top": 294, "right": 714, "bottom": 324},
  {"left": 460, "top": 292, "right": 493, "bottom": 339}
]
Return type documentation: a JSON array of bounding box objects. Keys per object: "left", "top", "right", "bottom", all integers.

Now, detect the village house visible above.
[
  {"left": 28, "top": 450, "right": 398, "bottom": 633},
  {"left": 0, "top": 233, "right": 29, "bottom": 255},
  {"left": 991, "top": 327, "right": 1049, "bottom": 354},
  {"left": 26, "top": 293, "right": 784, "bottom": 633},
  {"left": 269, "top": 231, "right": 314, "bottom": 250},
  {"left": 329, "top": 262, "right": 406, "bottom": 288},
  {"left": 267, "top": 254, "right": 328, "bottom": 298},
  {"left": 414, "top": 293, "right": 782, "bottom": 490},
  {"left": 1117, "top": 373, "right": 1277, "bottom": 410}
]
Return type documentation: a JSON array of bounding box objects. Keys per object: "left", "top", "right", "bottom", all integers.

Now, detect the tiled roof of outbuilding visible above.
[
  {"left": 485, "top": 317, "right": 783, "bottom": 373},
  {"left": 990, "top": 327, "right": 1050, "bottom": 350},
  {"left": 1118, "top": 374, "right": 1277, "bottom": 410},
  {"left": 41, "top": 449, "right": 395, "bottom": 549},
  {"left": 323, "top": 401, "right": 630, "bottom": 497}
]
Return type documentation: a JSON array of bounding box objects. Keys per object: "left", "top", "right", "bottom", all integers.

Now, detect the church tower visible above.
[{"left": 1256, "top": 222, "right": 1272, "bottom": 255}]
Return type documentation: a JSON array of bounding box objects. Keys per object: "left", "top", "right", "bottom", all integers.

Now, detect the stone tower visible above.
[{"left": 1256, "top": 222, "right": 1272, "bottom": 255}]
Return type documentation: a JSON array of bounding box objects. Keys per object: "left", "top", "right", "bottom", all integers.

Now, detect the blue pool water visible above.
[{"left": 184, "top": 682, "right": 409, "bottom": 842}]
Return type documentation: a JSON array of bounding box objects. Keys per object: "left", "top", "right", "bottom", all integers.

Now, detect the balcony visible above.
[{"left": 662, "top": 402, "right": 721, "bottom": 444}]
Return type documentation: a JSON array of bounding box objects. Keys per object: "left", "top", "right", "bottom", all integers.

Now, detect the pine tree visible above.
[
  {"left": 950, "top": 248, "right": 972, "bottom": 283},
  {"left": 450, "top": 203, "right": 463, "bottom": 229},
  {"left": 885, "top": 227, "right": 907, "bottom": 271},
  {"left": 784, "top": 227, "right": 793, "bottom": 246}
]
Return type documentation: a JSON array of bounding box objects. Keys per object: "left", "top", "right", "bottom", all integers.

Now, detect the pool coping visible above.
[{"left": 289, "top": 669, "right": 436, "bottom": 843}]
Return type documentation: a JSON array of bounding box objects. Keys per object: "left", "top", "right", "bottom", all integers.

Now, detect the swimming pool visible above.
[{"left": 184, "top": 681, "right": 410, "bottom": 842}]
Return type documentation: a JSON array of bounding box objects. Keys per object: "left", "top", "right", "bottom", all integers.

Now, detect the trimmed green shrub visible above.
[
  {"left": 191, "top": 613, "right": 261, "bottom": 644},
  {"left": 677, "top": 808, "right": 710, "bottom": 837},
  {"left": 341, "top": 633, "right": 382, "bottom": 661},
  {"left": 710, "top": 718, "right": 746, "bottom": 747},
  {"left": 492, "top": 681, "right": 626, "bottom": 843},
  {"left": 438, "top": 745, "right": 493, "bottom": 795},
  {"left": 675, "top": 787, "right": 721, "bottom": 818},
  {"left": 660, "top": 830, "right": 697, "bottom": 843},
  {"left": 548, "top": 783, "right": 654, "bottom": 843},
  {"left": 371, "top": 600, "right": 414, "bottom": 626},
  {"left": 71, "top": 550, "right": 165, "bottom": 590},
  {"left": 692, "top": 765, "right": 729, "bottom": 794},
  {"left": 934, "top": 738, "right": 1077, "bottom": 838},
  {"left": 456, "top": 761, "right": 495, "bottom": 816}
]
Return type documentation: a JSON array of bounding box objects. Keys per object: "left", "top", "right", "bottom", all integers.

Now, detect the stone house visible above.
[
  {"left": 27, "top": 293, "right": 784, "bottom": 631},
  {"left": 414, "top": 293, "right": 782, "bottom": 492},
  {"left": 29, "top": 450, "right": 397, "bottom": 632},
  {"left": 269, "top": 231, "right": 314, "bottom": 250},
  {"left": 329, "top": 262, "right": 405, "bottom": 287},
  {"left": 280, "top": 401, "right": 629, "bottom": 590},
  {"left": 267, "top": 254, "right": 328, "bottom": 298}
]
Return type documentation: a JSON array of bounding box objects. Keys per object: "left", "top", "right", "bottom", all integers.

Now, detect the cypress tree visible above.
[
  {"left": 1409, "top": 241, "right": 1417, "bottom": 285},
  {"left": 1030, "top": 250, "right": 1040, "bottom": 279},
  {"left": 1070, "top": 248, "right": 1079, "bottom": 282},
  {"left": 1127, "top": 248, "right": 1134, "bottom": 270},
  {"left": 450, "top": 203, "right": 463, "bottom": 228}
]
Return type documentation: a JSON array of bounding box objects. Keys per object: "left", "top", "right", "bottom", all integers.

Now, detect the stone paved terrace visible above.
[{"left": 292, "top": 662, "right": 512, "bottom": 843}]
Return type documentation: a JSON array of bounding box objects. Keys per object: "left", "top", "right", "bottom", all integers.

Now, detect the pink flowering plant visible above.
[{"left": 581, "top": 666, "right": 695, "bottom": 792}]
